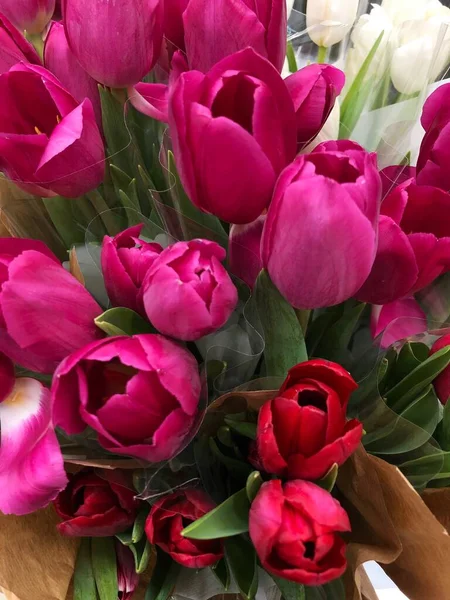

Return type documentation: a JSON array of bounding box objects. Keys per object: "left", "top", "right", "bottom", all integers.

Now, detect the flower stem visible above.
[
  {"left": 317, "top": 45, "right": 327, "bottom": 64},
  {"left": 25, "top": 32, "right": 44, "bottom": 60},
  {"left": 286, "top": 42, "right": 298, "bottom": 73},
  {"left": 86, "top": 190, "right": 121, "bottom": 236}
]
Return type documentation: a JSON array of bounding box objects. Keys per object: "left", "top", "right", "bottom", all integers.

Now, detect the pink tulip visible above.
[
  {"left": 0, "top": 238, "right": 103, "bottom": 373},
  {"left": 262, "top": 140, "right": 381, "bottom": 309},
  {"left": 0, "top": 0, "right": 55, "bottom": 34},
  {"left": 169, "top": 48, "right": 297, "bottom": 224},
  {"left": 0, "top": 63, "right": 105, "bottom": 197},
  {"left": 431, "top": 334, "right": 450, "bottom": 404},
  {"left": 371, "top": 299, "right": 427, "bottom": 349},
  {"left": 52, "top": 334, "right": 201, "bottom": 462},
  {"left": 116, "top": 544, "right": 139, "bottom": 600},
  {"left": 0, "top": 11, "right": 41, "bottom": 74},
  {"left": 63, "top": 0, "right": 164, "bottom": 88},
  {"left": 44, "top": 21, "right": 102, "bottom": 128},
  {"left": 181, "top": 0, "right": 287, "bottom": 73},
  {"left": 416, "top": 83, "right": 450, "bottom": 192},
  {"left": 0, "top": 353, "right": 67, "bottom": 515},
  {"left": 163, "top": 0, "right": 189, "bottom": 60},
  {"left": 357, "top": 173, "right": 450, "bottom": 305},
  {"left": 229, "top": 215, "right": 265, "bottom": 289},
  {"left": 101, "top": 224, "right": 163, "bottom": 315},
  {"left": 142, "top": 239, "right": 238, "bottom": 341},
  {"left": 285, "top": 64, "right": 345, "bottom": 150}
]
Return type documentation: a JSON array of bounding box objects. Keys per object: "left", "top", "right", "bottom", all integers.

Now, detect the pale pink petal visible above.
[
  {"left": 371, "top": 298, "right": 427, "bottom": 348},
  {"left": 128, "top": 82, "right": 169, "bottom": 122},
  {"left": 0, "top": 378, "right": 67, "bottom": 515}
]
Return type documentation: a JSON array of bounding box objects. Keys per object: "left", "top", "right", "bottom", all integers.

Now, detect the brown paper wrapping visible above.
[{"left": 1, "top": 390, "right": 450, "bottom": 600}]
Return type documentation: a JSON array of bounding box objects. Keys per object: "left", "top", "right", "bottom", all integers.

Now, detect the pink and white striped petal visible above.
[{"left": 0, "top": 377, "right": 67, "bottom": 515}]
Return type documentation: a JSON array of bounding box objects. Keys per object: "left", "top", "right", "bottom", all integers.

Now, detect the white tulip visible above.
[
  {"left": 286, "top": 0, "right": 295, "bottom": 19},
  {"left": 306, "top": 0, "right": 359, "bottom": 47},
  {"left": 391, "top": 9, "right": 450, "bottom": 94},
  {"left": 381, "top": 0, "right": 431, "bottom": 25}
]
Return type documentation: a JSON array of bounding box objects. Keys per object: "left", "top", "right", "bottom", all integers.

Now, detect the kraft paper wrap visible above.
[{"left": 1, "top": 390, "right": 450, "bottom": 600}]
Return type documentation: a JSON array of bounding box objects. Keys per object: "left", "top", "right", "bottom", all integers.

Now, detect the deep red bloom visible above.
[
  {"left": 256, "top": 359, "right": 362, "bottom": 480},
  {"left": 145, "top": 489, "right": 223, "bottom": 568},
  {"left": 54, "top": 470, "right": 139, "bottom": 537},
  {"left": 249, "top": 479, "right": 350, "bottom": 585}
]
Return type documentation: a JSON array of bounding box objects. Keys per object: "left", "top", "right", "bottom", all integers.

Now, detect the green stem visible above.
[
  {"left": 286, "top": 42, "right": 298, "bottom": 73},
  {"left": 26, "top": 33, "right": 44, "bottom": 60},
  {"left": 86, "top": 190, "right": 121, "bottom": 235},
  {"left": 317, "top": 45, "right": 327, "bottom": 63},
  {"left": 295, "top": 309, "right": 312, "bottom": 337}
]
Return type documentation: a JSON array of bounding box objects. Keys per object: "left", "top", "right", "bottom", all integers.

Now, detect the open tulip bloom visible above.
[{"left": 2, "top": 2, "right": 450, "bottom": 599}]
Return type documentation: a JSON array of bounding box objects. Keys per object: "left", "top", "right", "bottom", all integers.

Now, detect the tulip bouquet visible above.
[{"left": 2, "top": 1, "right": 450, "bottom": 600}]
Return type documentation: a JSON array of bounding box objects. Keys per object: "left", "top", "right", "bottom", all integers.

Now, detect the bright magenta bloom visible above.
[
  {"left": 63, "top": 0, "right": 164, "bottom": 88},
  {"left": 262, "top": 140, "right": 381, "bottom": 309},
  {"left": 0, "top": 63, "right": 104, "bottom": 197},
  {"left": 169, "top": 48, "right": 297, "bottom": 223},
  {"left": 101, "top": 224, "right": 163, "bottom": 316},
  {"left": 249, "top": 479, "right": 350, "bottom": 585},
  {"left": 0, "top": 0, "right": 55, "bottom": 33},
  {"left": 0, "top": 11, "right": 41, "bottom": 73},
  {"left": 44, "top": 21, "right": 102, "bottom": 128},
  {"left": 0, "top": 353, "right": 67, "bottom": 515},
  {"left": 142, "top": 239, "right": 238, "bottom": 341},
  {"left": 0, "top": 239, "right": 103, "bottom": 373},
  {"left": 52, "top": 334, "right": 201, "bottom": 463}
]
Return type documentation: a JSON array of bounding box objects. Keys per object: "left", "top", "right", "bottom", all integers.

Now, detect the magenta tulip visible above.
[
  {"left": 357, "top": 174, "right": 450, "bottom": 305},
  {"left": 182, "top": 0, "right": 287, "bottom": 73},
  {"left": 52, "top": 334, "right": 201, "bottom": 462},
  {"left": 262, "top": 140, "right": 381, "bottom": 309},
  {"left": 371, "top": 299, "right": 427, "bottom": 349},
  {"left": 0, "top": 63, "right": 105, "bottom": 197},
  {"left": 101, "top": 224, "right": 163, "bottom": 315},
  {"left": 44, "top": 21, "right": 102, "bottom": 128},
  {"left": 229, "top": 216, "right": 265, "bottom": 289},
  {"left": 285, "top": 64, "right": 345, "bottom": 150},
  {"left": 0, "top": 238, "right": 103, "bottom": 373},
  {"left": 163, "top": 0, "right": 189, "bottom": 61},
  {"left": 0, "top": 353, "right": 67, "bottom": 515},
  {"left": 169, "top": 48, "right": 297, "bottom": 224},
  {"left": 0, "top": 12, "right": 41, "bottom": 74},
  {"left": 142, "top": 239, "right": 238, "bottom": 341},
  {"left": 0, "top": 0, "right": 55, "bottom": 34},
  {"left": 63, "top": 0, "right": 164, "bottom": 88},
  {"left": 416, "top": 83, "right": 450, "bottom": 192}
]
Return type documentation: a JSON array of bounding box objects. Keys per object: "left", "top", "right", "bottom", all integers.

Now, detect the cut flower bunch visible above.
[{"left": 1, "top": 1, "right": 450, "bottom": 600}]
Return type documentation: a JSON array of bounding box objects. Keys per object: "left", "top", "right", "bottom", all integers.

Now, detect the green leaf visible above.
[
  {"left": 209, "top": 437, "right": 254, "bottom": 478},
  {"left": 437, "top": 400, "right": 450, "bottom": 451},
  {"left": 115, "top": 530, "right": 134, "bottom": 546},
  {"left": 224, "top": 417, "right": 257, "bottom": 440},
  {"left": 316, "top": 463, "right": 339, "bottom": 492},
  {"left": 399, "top": 451, "right": 445, "bottom": 489},
  {"left": 272, "top": 576, "right": 305, "bottom": 600},
  {"left": 246, "top": 471, "right": 263, "bottom": 502},
  {"left": 386, "top": 345, "right": 450, "bottom": 412},
  {"left": 304, "top": 578, "right": 346, "bottom": 600},
  {"left": 392, "top": 342, "right": 430, "bottom": 383},
  {"left": 339, "top": 31, "right": 385, "bottom": 137},
  {"left": 145, "top": 550, "right": 181, "bottom": 600},
  {"left": 211, "top": 559, "right": 231, "bottom": 591},
  {"left": 129, "top": 538, "right": 153, "bottom": 574},
  {"left": 225, "top": 537, "right": 258, "bottom": 600},
  {"left": 91, "top": 537, "right": 118, "bottom": 600},
  {"left": 95, "top": 307, "right": 155, "bottom": 336},
  {"left": 286, "top": 42, "right": 298, "bottom": 73},
  {"left": 74, "top": 539, "right": 98, "bottom": 600},
  {"left": 132, "top": 506, "right": 150, "bottom": 544},
  {"left": 400, "top": 384, "right": 442, "bottom": 433},
  {"left": 254, "top": 270, "right": 307, "bottom": 377},
  {"left": 181, "top": 488, "right": 250, "bottom": 539}
]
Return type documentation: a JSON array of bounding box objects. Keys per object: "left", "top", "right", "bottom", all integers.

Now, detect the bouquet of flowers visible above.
[{"left": 1, "top": 1, "right": 450, "bottom": 599}]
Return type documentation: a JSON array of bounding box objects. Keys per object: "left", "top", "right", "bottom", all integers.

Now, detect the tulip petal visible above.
[
  {"left": 188, "top": 105, "right": 276, "bottom": 223},
  {"left": 265, "top": 175, "right": 377, "bottom": 308},
  {"left": 0, "top": 12, "right": 41, "bottom": 73},
  {"left": 183, "top": 0, "right": 267, "bottom": 72},
  {"left": 0, "top": 132, "right": 50, "bottom": 197},
  {"left": 0, "top": 378, "right": 67, "bottom": 515},
  {"left": 128, "top": 82, "right": 169, "bottom": 122},
  {"left": 249, "top": 480, "right": 284, "bottom": 562},
  {"left": 271, "top": 396, "right": 302, "bottom": 458},
  {"left": 371, "top": 298, "right": 427, "bottom": 348},
  {"left": 257, "top": 400, "right": 289, "bottom": 476},
  {"left": 407, "top": 233, "right": 450, "bottom": 293},
  {"left": 355, "top": 215, "right": 419, "bottom": 305},
  {"left": 34, "top": 99, "right": 105, "bottom": 197}
]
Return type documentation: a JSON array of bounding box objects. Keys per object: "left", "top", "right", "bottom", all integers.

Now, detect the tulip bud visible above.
[
  {"left": 0, "top": 0, "right": 55, "bottom": 34},
  {"left": 306, "top": 0, "right": 359, "bottom": 47},
  {"left": 63, "top": 0, "right": 164, "bottom": 88},
  {"left": 0, "top": 11, "right": 41, "bottom": 74},
  {"left": 44, "top": 21, "right": 102, "bottom": 128},
  {"left": 142, "top": 239, "right": 238, "bottom": 341}
]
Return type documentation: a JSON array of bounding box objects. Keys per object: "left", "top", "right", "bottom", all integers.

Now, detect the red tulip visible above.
[
  {"left": 249, "top": 479, "right": 350, "bottom": 585},
  {"left": 145, "top": 489, "right": 223, "bottom": 568},
  {"left": 255, "top": 359, "right": 363, "bottom": 480}
]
